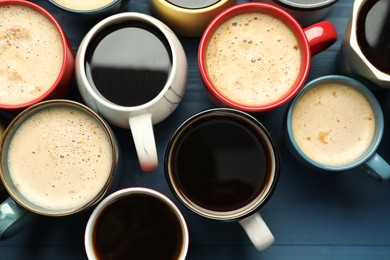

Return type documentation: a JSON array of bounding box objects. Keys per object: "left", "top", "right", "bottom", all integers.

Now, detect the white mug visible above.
[
  {"left": 84, "top": 187, "right": 189, "bottom": 259},
  {"left": 338, "top": 0, "right": 390, "bottom": 88},
  {"left": 76, "top": 12, "right": 188, "bottom": 171}
]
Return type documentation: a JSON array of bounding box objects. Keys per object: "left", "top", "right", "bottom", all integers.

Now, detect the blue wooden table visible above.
[{"left": 1, "top": 0, "right": 389, "bottom": 259}]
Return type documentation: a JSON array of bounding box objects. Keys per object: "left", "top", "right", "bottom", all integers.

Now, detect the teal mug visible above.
[
  {"left": 0, "top": 100, "right": 120, "bottom": 239},
  {"left": 285, "top": 75, "right": 389, "bottom": 180}
]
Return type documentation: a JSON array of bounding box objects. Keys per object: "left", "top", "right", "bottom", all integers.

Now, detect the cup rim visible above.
[
  {"left": 84, "top": 187, "right": 189, "bottom": 260},
  {"left": 286, "top": 75, "right": 384, "bottom": 171},
  {"left": 198, "top": 2, "right": 311, "bottom": 112},
  {"left": 155, "top": 0, "right": 227, "bottom": 10},
  {"left": 0, "top": 99, "right": 118, "bottom": 216},
  {"left": 273, "top": 0, "right": 339, "bottom": 10},
  {"left": 0, "top": 1, "right": 72, "bottom": 111},
  {"left": 76, "top": 12, "right": 179, "bottom": 112},
  {"left": 48, "top": 0, "right": 121, "bottom": 14},
  {"left": 164, "top": 108, "right": 280, "bottom": 221}
]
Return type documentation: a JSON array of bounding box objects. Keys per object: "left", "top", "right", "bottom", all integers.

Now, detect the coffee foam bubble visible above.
[
  {"left": 292, "top": 83, "right": 376, "bottom": 166},
  {"left": 205, "top": 13, "right": 301, "bottom": 107},
  {"left": 8, "top": 106, "right": 113, "bottom": 212},
  {"left": 0, "top": 5, "right": 64, "bottom": 106}
]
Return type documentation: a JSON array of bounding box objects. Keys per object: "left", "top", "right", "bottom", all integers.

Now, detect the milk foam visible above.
[
  {"left": 0, "top": 5, "right": 64, "bottom": 106},
  {"left": 8, "top": 106, "right": 113, "bottom": 212},
  {"left": 292, "top": 83, "right": 376, "bottom": 166},
  {"left": 51, "top": 0, "right": 114, "bottom": 10},
  {"left": 205, "top": 13, "right": 301, "bottom": 106}
]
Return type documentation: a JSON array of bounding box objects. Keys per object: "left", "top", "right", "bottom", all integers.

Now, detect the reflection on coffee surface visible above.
[
  {"left": 357, "top": 0, "right": 390, "bottom": 74},
  {"left": 85, "top": 21, "right": 172, "bottom": 107},
  {"left": 169, "top": 114, "right": 272, "bottom": 212},
  {"left": 7, "top": 106, "right": 113, "bottom": 212},
  {"left": 0, "top": 5, "right": 63, "bottom": 106},
  {"left": 205, "top": 13, "right": 301, "bottom": 106},
  {"left": 292, "top": 82, "right": 376, "bottom": 166},
  {"left": 93, "top": 194, "right": 183, "bottom": 259},
  {"left": 51, "top": 0, "right": 114, "bottom": 11}
]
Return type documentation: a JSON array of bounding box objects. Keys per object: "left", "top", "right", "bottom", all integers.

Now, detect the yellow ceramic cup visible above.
[{"left": 151, "top": 0, "right": 235, "bottom": 37}]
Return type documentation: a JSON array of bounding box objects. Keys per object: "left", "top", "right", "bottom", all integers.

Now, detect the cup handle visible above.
[
  {"left": 303, "top": 20, "right": 338, "bottom": 56},
  {"left": 129, "top": 113, "right": 158, "bottom": 172},
  {"left": 0, "top": 197, "right": 35, "bottom": 239},
  {"left": 238, "top": 213, "right": 275, "bottom": 251},
  {"left": 363, "top": 153, "right": 390, "bottom": 181}
]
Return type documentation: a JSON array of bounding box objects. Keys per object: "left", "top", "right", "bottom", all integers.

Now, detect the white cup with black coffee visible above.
[
  {"left": 339, "top": 0, "right": 390, "bottom": 87},
  {"left": 84, "top": 187, "right": 189, "bottom": 259},
  {"left": 75, "top": 12, "right": 188, "bottom": 172}
]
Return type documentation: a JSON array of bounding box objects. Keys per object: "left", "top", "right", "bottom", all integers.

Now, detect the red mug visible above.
[
  {"left": 198, "top": 2, "right": 337, "bottom": 112},
  {"left": 0, "top": 0, "right": 74, "bottom": 113}
]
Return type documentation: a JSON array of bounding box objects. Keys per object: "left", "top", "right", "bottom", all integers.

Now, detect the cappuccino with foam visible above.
[
  {"left": 205, "top": 12, "right": 301, "bottom": 107},
  {"left": 7, "top": 105, "right": 114, "bottom": 213},
  {"left": 0, "top": 4, "right": 64, "bottom": 106},
  {"left": 292, "top": 82, "right": 376, "bottom": 166},
  {"left": 51, "top": 0, "right": 114, "bottom": 11}
]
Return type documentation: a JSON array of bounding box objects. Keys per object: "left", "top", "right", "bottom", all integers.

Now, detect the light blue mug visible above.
[{"left": 285, "top": 75, "right": 389, "bottom": 180}]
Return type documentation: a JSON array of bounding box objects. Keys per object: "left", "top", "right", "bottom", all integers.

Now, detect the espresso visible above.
[
  {"left": 93, "top": 194, "right": 183, "bottom": 259},
  {"left": 0, "top": 5, "right": 64, "bottom": 106},
  {"left": 292, "top": 82, "right": 376, "bottom": 166},
  {"left": 51, "top": 0, "right": 114, "bottom": 10},
  {"left": 168, "top": 113, "right": 272, "bottom": 212},
  {"left": 7, "top": 106, "right": 113, "bottom": 212},
  {"left": 357, "top": 0, "right": 390, "bottom": 74},
  {"left": 85, "top": 21, "right": 172, "bottom": 107},
  {"left": 205, "top": 12, "right": 301, "bottom": 106}
]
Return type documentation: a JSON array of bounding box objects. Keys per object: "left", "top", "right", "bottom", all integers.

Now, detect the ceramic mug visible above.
[
  {"left": 48, "top": 0, "right": 129, "bottom": 19},
  {"left": 285, "top": 75, "right": 390, "bottom": 180},
  {"left": 85, "top": 187, "right": 189, "bottom": 259},
  {"left": 75, "top": 12, "right": 188, "bottom": 172},
  {"left": 256, "top": 0, "right": 339, "bottom": 27},
  {"left": 150, "top": 0, "right": 235, "bottom": 37},
  {"left": 0, "top": 100, "right": 120, "bottom": 239},
  {"left": 0, "top": 0, "right": 74, "bottom": 113},
  {"left": 198, "top": 2, "right": 337, "bottom": 113},
  {"left": 338, "top": 0, "right": 390, "bottom": 88},
  {"left": 165, "top": 108, "right": 280, "bottom": 251}
]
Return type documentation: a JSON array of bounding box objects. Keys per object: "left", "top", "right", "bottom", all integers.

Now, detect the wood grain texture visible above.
[{"left": 0, "top": 0, "right": 389, "bottom": 259}]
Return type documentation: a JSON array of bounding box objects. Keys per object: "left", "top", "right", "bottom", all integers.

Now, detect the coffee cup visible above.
[
  {"left": 0, "top": 1, "right": 75, "bottom": 113},
  {"left": 255, "top": 0, "right": 339, "bottom": 27},
  {"left": 85, "top": 187, "right": 189, "bottom": 259},
  {"left": 48, "top": 0, "right": 129, "bottom": 19},
  {"left": 150, "top": 0, "right": 235, "bottom": 37},
  {"left": 164, "top": 108, "right": 280, "bottom": 250},
  {"left": 198, "top": 2, "right": 337, "bottom": 112},
  {"left": 338, "top": 0, "right": 390, "bottom": 88},
  {"left": 0, "top": 100, "right": 120, "bottom": 239},
  {"left": 76, "top": 12, "right": 188, "bottom": 172},
  {"left": 285, "top": 75, "right": 390, "bottom": 180}
]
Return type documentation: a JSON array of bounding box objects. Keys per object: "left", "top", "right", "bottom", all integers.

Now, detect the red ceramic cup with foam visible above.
[
  {"left": 0, "top": 0, "right": 74, "bottom": 113},
  {"left": 198, "top": 2, "right": 337, "bottom": 112}
]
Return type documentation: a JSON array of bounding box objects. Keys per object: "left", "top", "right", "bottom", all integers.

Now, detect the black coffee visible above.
[
  {"left": 357, "top": 0, "right": 390, "bottom": 74},
  {"left": 166, "top": 0, "right": 220, "bottom": 9},
  {"left": 168, "top": 112, "right": 273, "bottom": 212},
  {"left": 92, "top": 194, "right": 183, "bottom": 260},
  {"left": 85, "top": 21, "right": 172, "bottom": 107}
]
